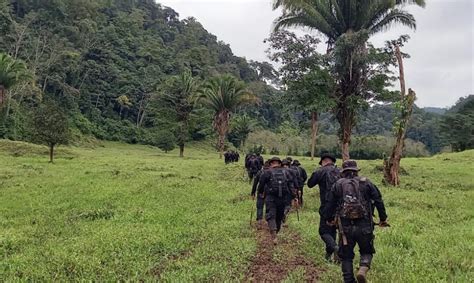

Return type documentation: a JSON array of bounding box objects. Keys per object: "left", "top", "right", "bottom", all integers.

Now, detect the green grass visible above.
[{"left": 0, "top": 140, "right": 473, "bottom": 281}]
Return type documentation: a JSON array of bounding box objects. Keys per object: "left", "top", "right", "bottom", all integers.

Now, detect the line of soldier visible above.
[
  {"left": 224, "top": 150, "right": 240, "bottom": 164},
  {"left": 248, "top": 153, "right": 389, "bottom": 283}
]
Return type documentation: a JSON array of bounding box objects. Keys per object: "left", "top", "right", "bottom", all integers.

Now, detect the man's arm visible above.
[
  {"left": 251, "top": 171, "right": 261, "bottom": 196},
  {"left": 257, "top": 171, "right": 269, "bottom": 195},
  {"left": 368, "top": 182, "right": 388, "bottom": 221},
  {"left": 301, "top": 168, "right": 308, "bottom": 183},
  {"left": 307, "top": 169, "right": 322, "bottom": 188}
]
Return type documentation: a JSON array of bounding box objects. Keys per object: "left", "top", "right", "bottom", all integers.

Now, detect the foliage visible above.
[
  {"left": 266, "top": 30, "right": 335, "bottom": 114},
  {"left": 440, "top": 95, "right": 474, "bottom": 152},
  {"left": 0, "top": 53, "right": 30, "bottom": 94},
  {"left": 31, "top": 101, "right": 70, "bottom": 162},
  {"left": 228, "top": 114, "right": 258, "bottom": 148},
  {"left": 151, "top": 129, "right": 176, "bottom": 153},
  {"left": 272, "top": 0, "right": 424, "bottom": 159},
  {"left": 197, "top": 74, "right": 257, "bottom": 155},
  {"left": 158, "top": 69, "right": 200, "bottom": 156},
  {"left": 0, "top": 0, "right": 268, "bottom": 145}
]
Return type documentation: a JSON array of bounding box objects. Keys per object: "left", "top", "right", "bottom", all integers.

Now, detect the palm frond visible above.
[{"left": 369, "top": 9, "right": 416, "bottom": 35}]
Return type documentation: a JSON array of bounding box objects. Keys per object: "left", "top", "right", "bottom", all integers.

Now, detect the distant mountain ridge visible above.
[{"left": 423, "top": 107, "right": 447, "bottom": 115}]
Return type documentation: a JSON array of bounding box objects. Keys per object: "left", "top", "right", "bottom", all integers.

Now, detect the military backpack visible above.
[
  {"left": 267, "top": 168, "right": 291, "bottom": 197},
  {"left": 339, "top": 177, "right": 368, "bottom": 219}
]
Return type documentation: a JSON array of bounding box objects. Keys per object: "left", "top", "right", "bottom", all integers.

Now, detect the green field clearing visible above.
[{"left": 0, "top": 140, "right": 473, "bottom": 282}]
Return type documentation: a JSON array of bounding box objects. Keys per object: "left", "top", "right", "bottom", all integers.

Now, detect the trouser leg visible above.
[
  {"left": 275, "top": 200, "right": 285, "bottom": 232},
  {"left": 282, "top": 195, "right": 292, "bottom": 223},
  {"left": 256, "top": 196, "right": 265, "bottom": 220},
  {"left": 265, "top": 199, "right": 277, "bottom": 232},
  {"left": 319, "top": 216, "right": 338, "bottom": 255},
  {"left": 355, "top": 225, "right": 375, "bottom": 267},
  {"left": 342, "top": 260, "right": 356, "bottom": 283},
  {"left": 298, "top": 187, "right": 303, "bottom": 205},
  {"left": 339, "top": 226, "right": 356, "bottom": 283}
]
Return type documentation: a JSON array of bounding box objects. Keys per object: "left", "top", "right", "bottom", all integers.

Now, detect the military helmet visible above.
[
  {"left": 281, "top": 159, "right": 291, "bottom": 166},
  {"left": 341, "top": 159, "right": 360, "bottom": 172}
]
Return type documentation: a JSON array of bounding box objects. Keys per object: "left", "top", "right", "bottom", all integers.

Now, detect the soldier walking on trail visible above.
[
  {"left": 281, "top": 159, "right": 298, "bottom": 225},
  {"left": 290, "top": 160, "right": 307, "bottom": 206},
  {"left": 257, "top": 157, "right": 297, "bottom": 245},
  {"left": 307, "top": 153, "right": 340, "bottom": 262},
  {"left": 246, "top": 154, "right": 261, "bottom": 182},
  {"left": 251, "top": 160, "right": 270, "bottom": 228},
  {"left": 325, "top": 160, "right": 389, "bottom": 283}
]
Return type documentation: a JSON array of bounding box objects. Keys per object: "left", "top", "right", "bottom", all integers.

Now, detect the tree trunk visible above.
[
  {"left": 179, "top": 144, "right": 184, "bottom": 158},
  {"left": 310, "top": 111, "right": 319, "bottom": 160},
  {"left": 214, "top": 110, "right": 230, "bottom": 159},
  {"left": 0, "top": 86, "right": 5, "bottom": 107},
  {"left": 384, "top": 90, "right": 416, "bottom": 186},
  {"left": 395, "top": 45, "right": 406, "bottom": 97},
  {"left": 49, "top": 144, "right": 55, "bottom": 163},
  {"left": 384, "top": 44, "right": 415, "bottom": 186},
  {"left": 341, "top": 115, "right": 352, "bottom": 161}
]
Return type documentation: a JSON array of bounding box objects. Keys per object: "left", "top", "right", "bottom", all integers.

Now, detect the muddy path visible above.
[{"left": 245, "top": 222, "right": 324, "bottom": 282}]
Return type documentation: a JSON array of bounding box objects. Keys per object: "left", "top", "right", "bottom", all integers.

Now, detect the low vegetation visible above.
[{"left": 0, "top": 141, "right": 472, "bottom": 281}]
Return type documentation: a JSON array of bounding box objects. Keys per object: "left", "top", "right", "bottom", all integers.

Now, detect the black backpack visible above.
[
  {"left": 323, "top": 167, "right": 340, "bottom": 201},
  {"left": 249, "top": 158, "right": 260, "bottom": 172},
  {"left": 339, "top": 177, "right": 368, "bottom": 219},
  {"left": 267, "top": 168, "right": 291, "bottom": 197},
  {"left": 291, "top": 166, "right": 303, "bottom": 187}
]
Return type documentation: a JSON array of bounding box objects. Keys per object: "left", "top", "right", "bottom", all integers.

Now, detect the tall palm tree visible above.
[
  {"left": 197, "top": 75, "right": 257, "bottom": 158},
  {"left": 273, "top": 0, "right": 425, "bottom": 160},
  {"left": 0, "top": 53, "right": 29, "bottom": 107}
]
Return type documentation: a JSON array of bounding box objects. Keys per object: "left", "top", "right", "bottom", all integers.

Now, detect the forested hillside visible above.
[
  {"left": 0, "top": 0, "right": 470, "bottom": 158},
  {"left": 0, "top": 0, "right": 280, "bottom": 144}
]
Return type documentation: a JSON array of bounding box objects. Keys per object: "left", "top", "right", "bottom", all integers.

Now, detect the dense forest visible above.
[{"left": 0, "top": 0, "right": 471, "bottom": 159}]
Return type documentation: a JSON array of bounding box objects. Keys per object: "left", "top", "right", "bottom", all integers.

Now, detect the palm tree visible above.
[
  {"left": 0, "top": 53, "right": 29, "bottom": 107},
  {"left": 197, "top": 75, "right": 257, "bottom": 158},
  {"left": 160, "top": 70, "right": 200, "bottom": 157},
  {"left": 229, "top": 114, "right": 258, "bottom": 148},
  {"left": 273, "top": 0, "right": 425, "bottom": 160}
]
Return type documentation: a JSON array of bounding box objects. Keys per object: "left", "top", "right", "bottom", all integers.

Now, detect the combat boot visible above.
[
  {"left": 356, "top": 266, "right": 369, "bottom": 283},
  {"left": 257, "top": 220, "right": 264, "bottom": 230}
]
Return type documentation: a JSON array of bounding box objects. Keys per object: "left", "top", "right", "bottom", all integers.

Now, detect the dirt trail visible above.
[{"left": 245, "top": 223, "right": 324, "bottom": 282}]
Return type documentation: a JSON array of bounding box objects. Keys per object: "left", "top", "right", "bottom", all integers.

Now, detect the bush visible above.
[{"left": 150, "top": 130, "right": 176, "bottom": 153}]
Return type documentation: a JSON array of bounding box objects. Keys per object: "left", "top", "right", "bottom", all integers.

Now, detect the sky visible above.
[{"left": 158, "top": 0, "right": 474, "bottom": 108}]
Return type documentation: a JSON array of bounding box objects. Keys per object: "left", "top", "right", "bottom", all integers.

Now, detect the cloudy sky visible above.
[{"left": 158, "top": 0, "right": 473, "bottom": 108}]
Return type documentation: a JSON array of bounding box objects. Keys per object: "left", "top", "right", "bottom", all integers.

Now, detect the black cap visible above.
[
  {"left": 319, "top": 153, "right": 336, "bottom": 165},
  {"left": 341, "top": 160, "right": 360, "bottom": 172},
  {"left": 281, "top": 159, "right": 291, "bottom": 166},
  {"left": 269, "top": 156, "right": 282, "bottom": 164},
  {"left": 292, "top": 160, "right": 300, "bottom": 166}
]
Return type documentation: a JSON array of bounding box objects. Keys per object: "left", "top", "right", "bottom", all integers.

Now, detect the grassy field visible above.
[{"left": 0, "top": 140, "right": 473, "bottom": 282}]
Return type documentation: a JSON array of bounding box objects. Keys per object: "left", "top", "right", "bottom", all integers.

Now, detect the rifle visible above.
[
  {"left": 296, "top": 205, "right": 300, "bottom": 221},
  {"left": 293, "top": 198, "right": 300, "bottom": 222},
  {"left": 249, "top": 201, "right": 254, "bottom": 226},
  {"left": 336, "top": 216, "right": 348, "bottom": 246}
]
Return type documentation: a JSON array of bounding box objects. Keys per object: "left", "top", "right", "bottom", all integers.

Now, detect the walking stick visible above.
[{"left": 249, "top": 199, "right": 254, "bottom": 226}]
